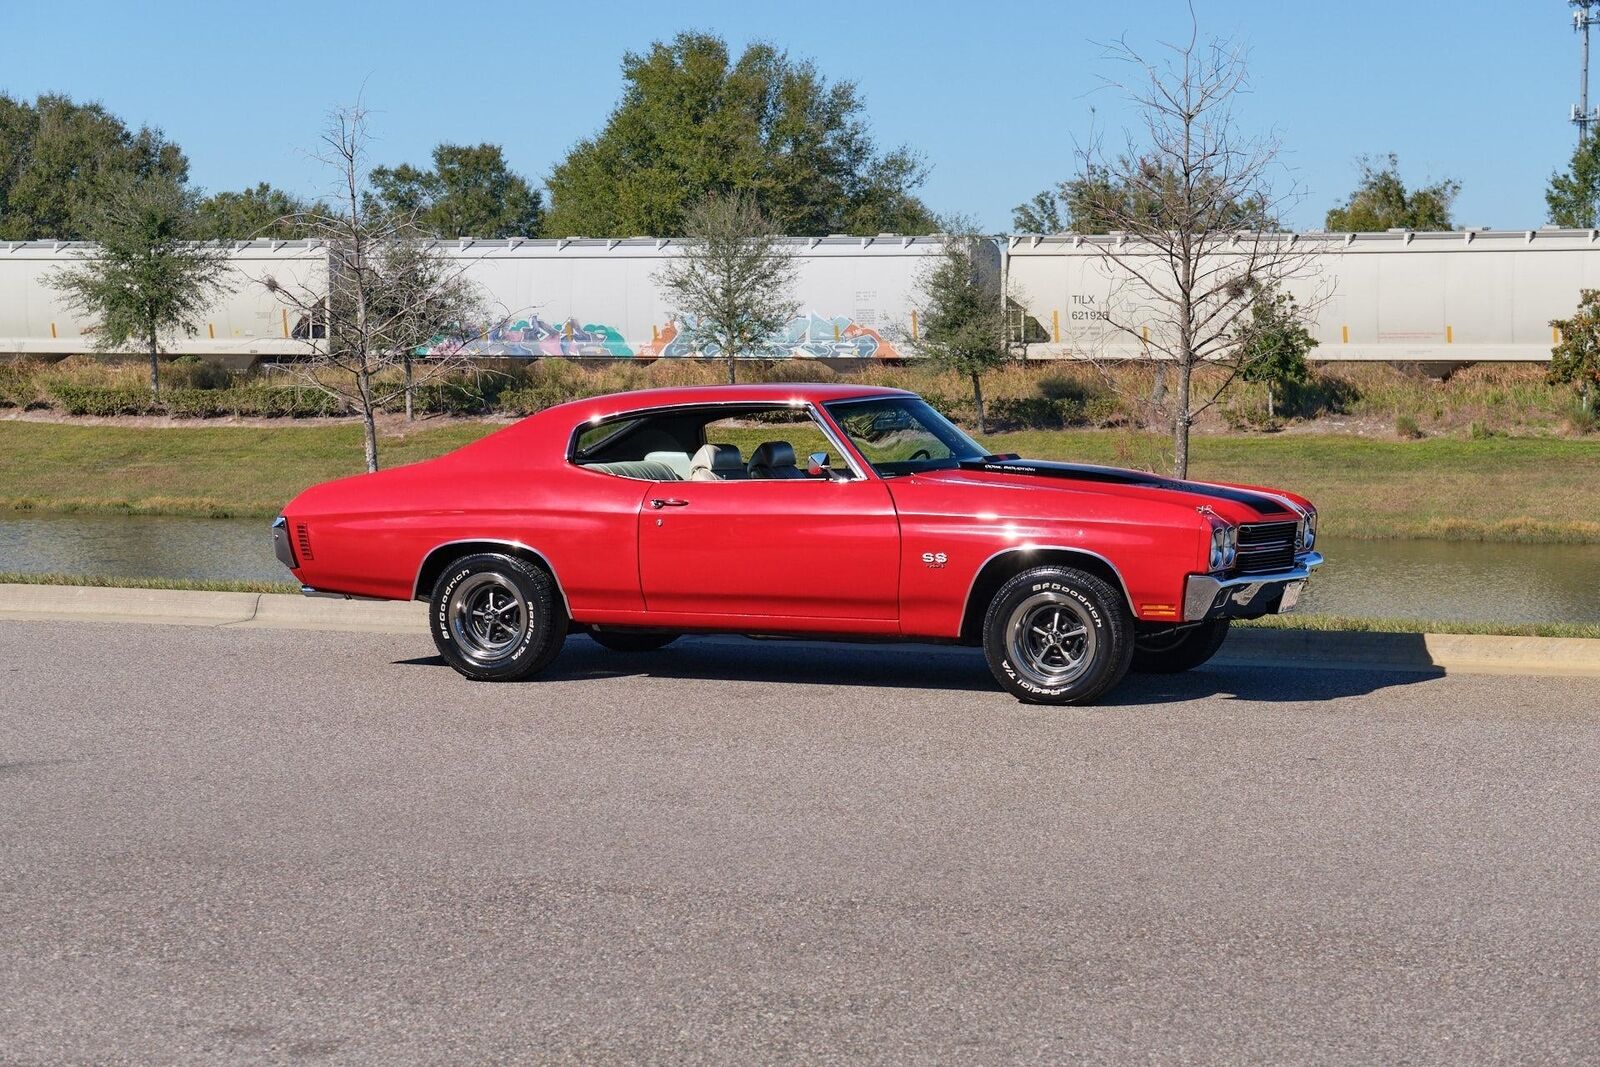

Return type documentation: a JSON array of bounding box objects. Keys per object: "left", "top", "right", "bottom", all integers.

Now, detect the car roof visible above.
[{"left": 553, "top": 382, "right": 915, "bottom": 420}]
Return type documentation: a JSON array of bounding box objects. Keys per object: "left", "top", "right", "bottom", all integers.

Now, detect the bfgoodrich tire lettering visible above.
[
  {"left": 981, "top": 566, "right": 1134, "bottom": 705},
  {"left": 429, "top": 552, "right": 567, "bottom": 682}
]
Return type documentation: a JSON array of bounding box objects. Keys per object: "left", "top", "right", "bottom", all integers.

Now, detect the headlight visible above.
[
  {"left": 1209, "top": 525, "right": 1238, "bottom": 570},
  {"left": 1304, "top": 510, "right": 1317, "bottom": 550}
]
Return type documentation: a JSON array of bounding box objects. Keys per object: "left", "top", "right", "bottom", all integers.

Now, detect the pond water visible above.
[{"left": 2, "top": 512, "right": 1599, "bottom": 626}]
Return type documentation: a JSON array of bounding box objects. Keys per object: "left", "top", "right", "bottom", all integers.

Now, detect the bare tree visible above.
[
  {"left": 1071, "top": 17, "right": 1323, "bottom": 477},
  {"left": 263, "top": 106, "right": 487, "bottom": 472},
  {"left": 654, "top": 192, "right": 800, "bottom": 384}
]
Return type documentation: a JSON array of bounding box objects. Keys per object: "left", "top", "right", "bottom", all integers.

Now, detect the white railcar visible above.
[{"left": 1006, "top": 228, "right": 1600, "bottom": 363}]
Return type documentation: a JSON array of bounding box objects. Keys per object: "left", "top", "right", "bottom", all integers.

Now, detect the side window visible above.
[
  {"left": 699, "top": 414, "right": 844, "bottom": 476},
  {"left": 572, "top": 414, "right": 695, "bottom": 481}
]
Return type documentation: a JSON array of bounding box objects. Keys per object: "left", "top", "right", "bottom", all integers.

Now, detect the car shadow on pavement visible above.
[
  {"left": 395, "top": 634, "right": 1445, "bottom": 704},
  {"left": 1107, "top": 661, "right": 1443, "bottom": 707}
]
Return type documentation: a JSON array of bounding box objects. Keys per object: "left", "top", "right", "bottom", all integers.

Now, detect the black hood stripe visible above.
[{"left": 958, "top": 459, "right": 1291, "bottom": 516}]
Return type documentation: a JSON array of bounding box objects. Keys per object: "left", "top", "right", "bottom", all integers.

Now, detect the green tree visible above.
[
  {"left": 195, "top": 182, "right": 322, "bottom": 240},
  {"left": 653, "top": 192, "right": 800, "bottom": 385},
  {"left": 546, "top": 32, "right": 933, "bottom": 238},
  {"left": 1234, "top": 284, "right": 1317, "bottom": 418},
  {"left": 48, "top": 175, "right": 229, "bottom": 396},
  {"left": 917, "top": 222, "right": 1007, "bottom": 434},
  {"left": 1546, "top": 137, "right": 1600, "bottom": 228},
  {"left": 1549, "top": 289, "right": 1600, "bottom": 412},
  {"left": 0, "top": 93, "right": 188, "bottom": 240},
  {"left": 1325, "top": 154, "right": 1458, "bottom": 232},
  {"left": 1014, "top": 166, "right": 1275, "bottom": 235},
  {"left": 368, "top": 143, "right": 542, "bottom": 238}
]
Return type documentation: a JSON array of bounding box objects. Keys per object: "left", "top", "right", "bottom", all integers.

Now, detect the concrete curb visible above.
[{"left": 3, "top": 583, "right": 1599, "bottom": 678}]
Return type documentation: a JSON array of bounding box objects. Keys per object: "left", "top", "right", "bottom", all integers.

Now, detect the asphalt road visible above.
[{"left": 2, "top": 620, "right": 1598, "bottom": 1066}]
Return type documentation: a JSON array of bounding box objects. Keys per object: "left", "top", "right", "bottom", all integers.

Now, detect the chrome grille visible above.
[{"left": 1235, "top": 521, "right": 1297, "bottom": 575}]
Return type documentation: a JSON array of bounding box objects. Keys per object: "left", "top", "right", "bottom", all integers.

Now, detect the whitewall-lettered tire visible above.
[
  {"left": 429, "top": 553, "right": 567, "bottom": 682},
  {"left": 981, "top": 565, "right": 1134, "bottom": 705}
]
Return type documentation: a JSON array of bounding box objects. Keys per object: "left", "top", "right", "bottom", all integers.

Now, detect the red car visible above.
[{"left": 273, "top": 384, "right": 1322, "bottom": 705}]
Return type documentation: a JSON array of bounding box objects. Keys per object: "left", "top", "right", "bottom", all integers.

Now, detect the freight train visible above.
[{"left": 2, "top": 229, "right": 1595, "bottom": 365}]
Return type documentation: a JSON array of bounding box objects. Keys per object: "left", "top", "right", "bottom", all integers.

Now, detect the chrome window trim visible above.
[
  {"left": 958, "top": 544, "right": 1139, "bottom": 622},
  {"left": 411, "top": 538, "right": 573, "bottom": 615},
  {"left": 563, "top": 397, "right": 877, "bottom": 482}
]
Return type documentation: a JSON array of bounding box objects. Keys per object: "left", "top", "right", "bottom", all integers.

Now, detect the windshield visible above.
[{"left": 824, "top": 396, "right": 987, "bottom": 476}]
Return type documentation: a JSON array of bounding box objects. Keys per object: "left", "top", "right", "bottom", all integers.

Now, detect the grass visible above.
[
  {"left": 2, "top": 419, "right": 1598, "bottom": 542},
  {"left": 3, "top": 570, "right": 1596, "bottom": 639},
  {"left": 1237, "top": 614, "right": 1600, "bottom": 640},
  {"left": 0, "top": 421, "right": 493, "bottom": 518},
  {"left": 978, "top": 429, "right": 1600, "bottom": 544},
  {"left": 0, "top": 571, "right": 300, "bottom": 594}
]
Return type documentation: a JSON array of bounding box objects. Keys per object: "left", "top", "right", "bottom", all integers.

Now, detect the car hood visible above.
[{"left": 908, "top": 458, "right": 1306, "bottom": 525}]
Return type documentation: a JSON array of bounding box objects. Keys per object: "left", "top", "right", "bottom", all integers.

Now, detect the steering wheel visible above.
[{"left": 909, "top": 448, "right": 933, "bottom": 461}]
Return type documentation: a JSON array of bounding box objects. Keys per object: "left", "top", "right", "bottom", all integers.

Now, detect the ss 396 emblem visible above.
[{"left": 921, "top": 551, "right": 949, "bottom": 568}]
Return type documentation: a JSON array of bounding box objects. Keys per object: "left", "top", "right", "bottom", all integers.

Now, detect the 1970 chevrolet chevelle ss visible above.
[{"left": 272, "top": 384, "right": 1322, "bottom": 704}]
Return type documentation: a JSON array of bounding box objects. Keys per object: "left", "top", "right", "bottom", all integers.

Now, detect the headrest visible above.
[
  {"left": 749, "top": 441, "right": 796, "bottom": 469},
  {"left": 690, "top": 442, "right": 744, "bottom": 472}
]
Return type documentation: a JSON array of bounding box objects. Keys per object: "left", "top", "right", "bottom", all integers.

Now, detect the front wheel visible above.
[
  {"left": 1131, "top": 619, "right": 1231, "bottom": 674},
  {"left": 981, "top": 565, "right": 1134, "bottom": 705},
  {"left": 429, "top": 553, "right": 567, "bottom": 682}
]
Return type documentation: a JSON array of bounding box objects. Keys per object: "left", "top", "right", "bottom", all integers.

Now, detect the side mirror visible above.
[{"left": 807, "top": 452, "right": 832, "bottom": 478}]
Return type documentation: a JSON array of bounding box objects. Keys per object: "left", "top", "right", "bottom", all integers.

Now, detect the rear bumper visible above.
[{"left": 1183, "top": 551, "right": 1324, "bottom": 621}]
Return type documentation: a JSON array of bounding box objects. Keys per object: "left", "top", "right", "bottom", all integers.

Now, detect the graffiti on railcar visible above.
[{"left": 429, "top": 312, "right": 905, "bottom": 359}]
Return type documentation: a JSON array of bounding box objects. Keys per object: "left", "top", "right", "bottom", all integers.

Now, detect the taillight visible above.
[{"left": 295, "top": 522, "right": 315, "bottom": 561}]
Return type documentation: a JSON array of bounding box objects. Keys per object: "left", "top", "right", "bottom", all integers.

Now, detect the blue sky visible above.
[{"left": 0, "top": 0, "right": 1581, "bottom": 231}]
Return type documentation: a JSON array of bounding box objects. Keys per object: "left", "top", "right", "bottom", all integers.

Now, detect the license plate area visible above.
[{"left": 1279, "top": 580, "right": 1305, "bottom": 611}]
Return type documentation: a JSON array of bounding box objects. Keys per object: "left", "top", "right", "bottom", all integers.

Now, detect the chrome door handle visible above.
[{"left": 650, "top": 498, "right": 689, "bottom": 509}]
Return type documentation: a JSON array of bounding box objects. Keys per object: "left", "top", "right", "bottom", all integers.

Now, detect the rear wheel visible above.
[
  {"left": 588, "top": 630, "right": 679, "bottom": 653},
  {"left": 429, "top": 553, "right": 567, "bottom": 682},
  {"left": 981, "top": 565, "right": 1134, "bottom": 705},
  {"left": 1131, "top": 619, "right": 1231, "bottom": 674}
]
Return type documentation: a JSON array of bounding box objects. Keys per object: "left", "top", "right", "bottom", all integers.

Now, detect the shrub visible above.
[
  {"left": 1221, "top": 401, "right": 1281, "bottom": 433},
  {"left": 1081, "top": 395, "right": 1124, "bottom": 427},
  {"left": 1566, "top": 398, "right": 1600, "bottom": 435},
  {"left": 45, "top": 385, "right": 162, "bottom": 416},
  {"left": 1034, "top": 370, "right": 1112, "bottom": 408},
  {"left": 1394, "top": 414, "right": 1424, "bottom": 439}
]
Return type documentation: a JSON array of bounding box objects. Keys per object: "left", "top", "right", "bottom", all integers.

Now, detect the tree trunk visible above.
[
  {"left": 1173, "top": 357, "right": 1193, "bottom": 479},
  {"left": 1267, "top": 386, "right": 1275, "bottom": 419},
  {"left": 972, "top": 371, "right": 986, "bottom": 435},
  {"left": 404, "top": 354, "right": 414, "bottom": 421},
  {"left": 726, "top": 346, "right": 737, "bottom": 385},
  {"left": 358, "top": 364, "right": 379, "bottom": 473},
  {"left": 148, "top": 324, "right": 160, "bottom": 399}
]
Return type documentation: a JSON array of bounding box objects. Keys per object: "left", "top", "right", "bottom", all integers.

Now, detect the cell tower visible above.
[{"left": 1573, "top": 1, "right": 1600, "bottom": 144}]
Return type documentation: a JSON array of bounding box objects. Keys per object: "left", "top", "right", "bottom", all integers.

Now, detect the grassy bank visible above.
[
  {"left": 0, "top": 572, "right": 300, "bottom": 594},
  {"left": 3, "top": 419, "right": 1597, "bottom": 542},
  {"left": 3, "top": 571, "right": 1597, "bottom": 639},
  {"left": 5, "top": 354, "right": 1598, "bottom": 438}
]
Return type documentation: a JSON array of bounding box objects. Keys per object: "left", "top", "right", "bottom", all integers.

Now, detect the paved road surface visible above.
[{"left": 2, "top": 620, "right": 1598, "bottom": 1065}]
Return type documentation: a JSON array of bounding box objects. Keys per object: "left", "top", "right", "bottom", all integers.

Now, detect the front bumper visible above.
[
  {"left": 271, "top": 516, "right": 297, "bottom": 570},
  {"left": 1183, "top": 551, "right": 1324, "bottom": 621}
]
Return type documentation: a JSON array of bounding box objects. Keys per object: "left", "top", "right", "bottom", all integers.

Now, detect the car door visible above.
[{"left": 636, "top": 476, "right": 901, "bottom": 623}]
